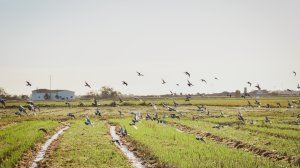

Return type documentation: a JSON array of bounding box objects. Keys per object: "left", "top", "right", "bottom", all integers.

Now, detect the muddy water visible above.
[
  {"left": 110, "top": 126, "right": 144, "bottom": 168},
  {"left": 30, "top": 126, "right": 70, "bottom": 168}
]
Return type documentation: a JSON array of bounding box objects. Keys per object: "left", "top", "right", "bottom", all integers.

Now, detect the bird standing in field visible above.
[
  {"left": 184, "top": 71, "right": 191, "bottom": 78},
  {"left": 247, "top": 82, "right": 252, "bottom": 87},
  {"left": 276, "top": 102, "right": 282, "bottom": 108},
  {"left": 122, "top": 81, "right": 128, "bottom": 86},
  {"left": 137, "top": 71, "right": 144, "bottom": 76},
  {"left": 173, "top": 100, "right": 179, "bottom": 107},
  {"left": 265, "top": 116, "right": 270, "bottom": 123},
  {"left": 118, "top": 96, "right": 123, "bottom": 103},
  {"left": 213, "top": 124, "right": 223, "bottom": 129},
  {"left": 185, "top": 94, "right": 192, "bottom": 101},
  {"left": 187, "top": 80, "right": 193, "bottom": 87},
  {"left": 67, "top": 113, "right": 76, "bottom": 119},
  {"left": 151, "top": 103, "right": 158, "bottom": 110},
  {"left": 85, "top": 116, "right": 92, "bottom": 125},
  {"left": 95, "top": 108, "right": 101, "bottom": 116},
  {"left": 162, "top": 79, "right": 166, "bottom": 84},
  {"left": 84, "top": 82, "right": 91, "bottom": 88},
  {"left": 196, "top": 135, "right": 205, "bottom": 142},
  {"left": 238, "top": 112, "right": 245, "bottom": 123},
  {"left": 0, "top": 98, "right": 6, "bottom": 108},
  {"left": 26, "top": 81, "right": 32, "bottom": 87}
]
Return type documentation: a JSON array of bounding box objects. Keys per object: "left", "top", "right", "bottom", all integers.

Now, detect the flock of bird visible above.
[{"left": 0, "top": 71, "right": 299, "bottom": 142}]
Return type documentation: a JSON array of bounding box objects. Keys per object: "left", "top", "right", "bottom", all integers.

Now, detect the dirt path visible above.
[
  {"left": 15, "top": 124, "right": 70, "bottom": 168},
  {"left": 111, "top": 125, "right": 175, "bottom": 168},
  {"left": 110, "top": 126, "right": 144, "bottom": 168}
]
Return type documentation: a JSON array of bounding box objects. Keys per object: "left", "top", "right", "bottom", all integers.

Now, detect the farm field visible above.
[{"left": 0, "top": 97, "right": 299, "bottom": 168}]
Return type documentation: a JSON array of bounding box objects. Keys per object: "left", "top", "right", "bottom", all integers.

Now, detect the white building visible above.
[{"left": 31, "top": 89, "right": 75, "bottom": 101}]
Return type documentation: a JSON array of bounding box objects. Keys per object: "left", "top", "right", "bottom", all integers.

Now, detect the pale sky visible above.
[{"left": 0, "top": 0, "right": 299, "bottom": 96}]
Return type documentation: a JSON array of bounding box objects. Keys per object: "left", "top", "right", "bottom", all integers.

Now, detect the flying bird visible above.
[
  {"left": 184, "top": 71, "right": 191, "bottom": 78},
  {"left": 297, "top": 84, "right": 300, "bottom": 90},
  {"left": 247, "top": 82, "right": 252, "bottom": 87},
  {"left": 200, "top": 79, "right": 207, "bottom": 84},
  {"left": 84, "top": 82, "right": 91, "bottom": 88},
  {"left": 187, "top": 80, "right": 193, "bottom": 87},
  {"left": 214, "top": 77, "right": 219, "bottom": 80},
  {"left": 176, "top": 83, "right": 180, "bottom": 86},
  {"left": 122, "top": 81, "right": 128, "bottom": 86},
  {"left": 162, "top": 79, "right": 166, "bottom": 84},
  {"left": 293, "top": 71, "right": 296, "bottom": 76},
  {"left": 255, "top": 84, "right": 261, "bottom": 90},
  {"left": 26, "top": 81, "right": 32, "bottom": 87},
  {"left": 287, "top": 89, "right": 292, "bottom": 92},
  {"left": 137, "top": 71, "right": 144, "bottom": 76}
]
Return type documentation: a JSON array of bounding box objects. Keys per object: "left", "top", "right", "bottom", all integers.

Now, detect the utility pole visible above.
[{"left": 50, "top": 75, "right": 52, "bottom": 100}]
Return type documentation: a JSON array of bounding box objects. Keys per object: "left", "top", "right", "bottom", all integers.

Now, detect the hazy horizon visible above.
[{"left": 0, "top": 0, "right": 299, "bottom": 96}]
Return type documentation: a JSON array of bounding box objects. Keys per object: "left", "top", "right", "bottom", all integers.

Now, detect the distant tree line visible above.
[
  {"left": 0, "top": 87, "right": 29, "bottom": 100},
  {"left": 81, "top": 86, "right": 121, "bottom": 99}
]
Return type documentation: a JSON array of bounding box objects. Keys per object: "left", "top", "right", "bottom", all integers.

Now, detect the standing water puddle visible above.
[
  {"left": 30, "top": 126, "right": 70, "bottom": 168},
  {"left": 110, "top": 126, "right": 144, "bottom": 168}
]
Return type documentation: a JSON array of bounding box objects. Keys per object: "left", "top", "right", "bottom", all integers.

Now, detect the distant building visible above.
[{"left": 31, "top": 89, "right": 75, "bottom": 101}]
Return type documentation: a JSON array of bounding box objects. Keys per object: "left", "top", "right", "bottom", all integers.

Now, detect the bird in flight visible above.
[
  {"left": 200, "top": 79, "right": 207, "bottom": 84},
  {"left": 162, "top": 79, "right": 166, "bottom": 84},
  {"left": 247, "top": 81, "right": 252, "bottom": 87},
  {"left": 297, "top": 84, "right": 300, "bottom": 90},
  {"left": 84, "top": 82, "right": 91, "bottom": 88},
  {"left": 184, "top": 71, "right": 191, "bottom": 78},
  {"left": 176, "top": 83, "right": 180, "bottom": 86},
  {"left": 187, "top": 80, "right": 193, "bottom": 87},
  {"left": 214, "top": 77, "right": 219, "bottom": 80},
  {"left": 136, "top": 71, "right": 144, "bottom": 76},
  {"left": 293, "top": 71, "right": 296, "bottom": 76},
  {"left": 122, "top": 81, "right": 128, "bottom": 86},
  {"left": 26, "top": 81, "right": 32, "bottom": 87},
  {"left": 255, "top": 84, "right": 261, "bottom": 90}
]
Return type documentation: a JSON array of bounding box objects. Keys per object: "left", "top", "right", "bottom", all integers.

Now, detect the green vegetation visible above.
[
  {"left": 49, "top": 120, "right": 131, "bottom": 168},
  {"left": 112, "top": 119, "right": 295, "bottom": 168},
  {"left": 0, "top": 120, "right": 59, "bottom": 168},
  {"left": 173, "top": 119, "right": 300, "bottom": 157}
]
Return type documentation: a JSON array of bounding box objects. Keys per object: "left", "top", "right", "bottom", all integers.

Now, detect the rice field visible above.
[{"left": 0, "top": 97, "right": 299, "bottom": 168}]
